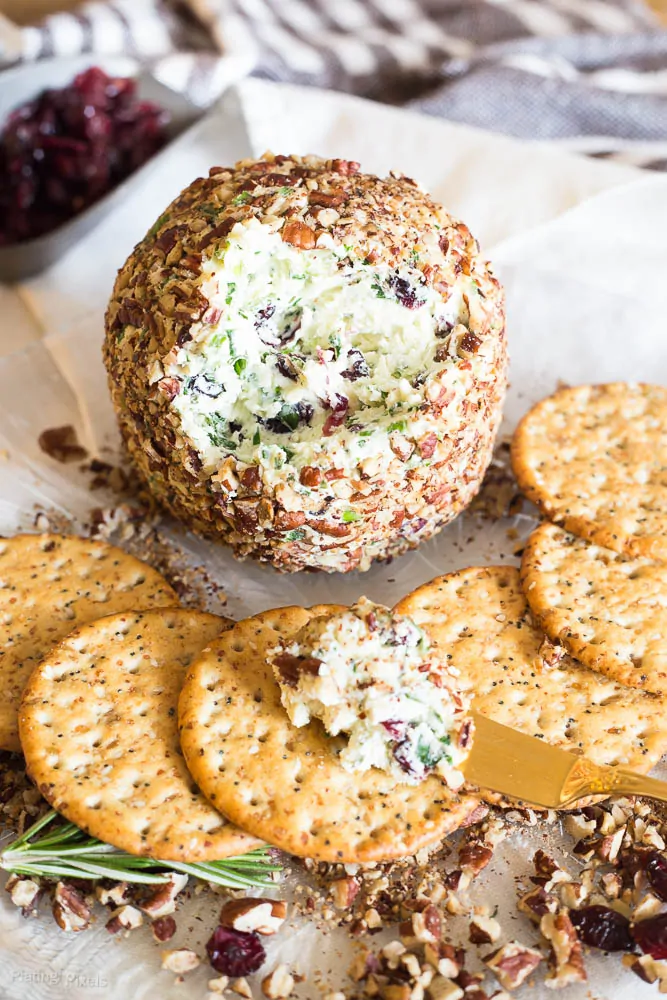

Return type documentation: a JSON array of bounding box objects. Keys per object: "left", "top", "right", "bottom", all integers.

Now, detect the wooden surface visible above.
[{"left": 649, "top": 0, "right": 667, "bottom": 19}]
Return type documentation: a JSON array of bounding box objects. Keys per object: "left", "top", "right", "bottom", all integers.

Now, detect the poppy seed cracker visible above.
[
  {"left": 20, "top": 608, "right": 260, "bottom": 861},
  {"left": 522, "top": 521, "right": 667, "bottom": 694},
  {"left": 178, "top": 605, "right": 482, "bottom": 862},
  {"left": 0, "top": 533, "right": 179, "bottom": 752},
  {"left": 511, "top": 383, "right": 667, "bottom": 560}
]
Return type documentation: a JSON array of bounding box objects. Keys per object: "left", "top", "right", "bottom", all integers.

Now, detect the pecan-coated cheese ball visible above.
[{"left": 104, "top": 154, "right": 507, "bottom": 573}]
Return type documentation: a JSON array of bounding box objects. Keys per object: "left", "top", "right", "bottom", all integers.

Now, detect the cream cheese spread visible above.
[
  {"left": 164, "top": 219, "right": 469, "bottom": 482},
  {"left": 271, "top": 598, "right": 473, "bottom": 787}
]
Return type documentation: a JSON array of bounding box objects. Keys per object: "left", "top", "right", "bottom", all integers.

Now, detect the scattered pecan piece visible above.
[
  {"left": 484, "top": 941, "right": 542, "bottom": 990},
  {"left": 106, "top": 904, "right": 143, "bottom": 933},
  {"left": 220, "top": 897, "right": 287, "bottom": 935},
  {"left": 458, "top": 331, "right": 483, "bottom": 357},
  {"left": 152, "top": 915, "right": 177, "bottom": 942},
  {"left": 330, "top": 876, "right": 361, "bottom": 909},
  {"left": 307, "top": 518, "right": 351, "bottom": 538},
  {"left": 540, "top": 911, "right": 587, "bottom": 988},
  {"left": 156, "top": 376, "right": 181, "bottom": 401},
  {"left": 300, "top": 466, "right": 323, "bottom": 488},
  {"left": 331, "top": 158, "right": 360, "bottom": 175},
  {"left": 240, "top": 466, "right": 262, "bottom": 492},
  {"left": 424, "top": 942, "right": 463, "bottom": 979},
  {"left": 418, "top": 432, "right": 438, "bottom": 459},
  {"left": 38, "top": 425, "right": 88, "bottom": 464},
  {"left": 96, "top": 882, "right": 130, "bottom": 907},
  {"left": 275, "top": 510, "right": 306, "bottom": 532},
  {"left": 308, "top": 190, "right": 344, "bottom": 208},
  {"left": 469, "top": 914, "right": 501, "bottom": 945},
  {"left": 139, "top": 874, "right": 188, "bottom": 918},
  {"left": 52, "top": 882, "right": 91, "bottom": 933},
  {"left": 161, "top": 948, "right": 201, "bottom": 974},
  {"left": 518, "top": 886, "right": 559, "bottom": 923},
  {"left": 230, "top": 976, "right": 253, "bottom": 997},
  {"left": 459, "top": 843, "right": 493, "bottom": 876},
  {"left": 6, "top": 874, "right": 40, "bottom": 911},
  {"left": 262, "top": 964, "right": 295, "bottom": 998},
  {"left": 389, "top": 432, "right": 414, "bottom": 462}
]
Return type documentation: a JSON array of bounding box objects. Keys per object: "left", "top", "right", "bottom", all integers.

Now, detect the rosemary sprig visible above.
[{"left": 0, "top": 811, "right": 281, "bottom": 889}]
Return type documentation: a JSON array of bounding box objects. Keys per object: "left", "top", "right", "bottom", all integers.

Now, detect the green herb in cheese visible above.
[{"left": 271, "top": 598, "right": 473, "bottom": 788}]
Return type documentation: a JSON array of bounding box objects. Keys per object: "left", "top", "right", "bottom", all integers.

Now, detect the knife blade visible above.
[{"left": 462, "top": 711, "right": 667, "bottom": 809}]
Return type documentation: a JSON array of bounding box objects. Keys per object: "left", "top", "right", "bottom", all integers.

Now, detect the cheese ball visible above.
[{"left": 104, "top": 154, "right": 507, "bottom": 573}]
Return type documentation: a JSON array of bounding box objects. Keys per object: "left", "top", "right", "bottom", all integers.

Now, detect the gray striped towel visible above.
[{"left": 1, "top": 0, "right": 667, "bottom": 170}]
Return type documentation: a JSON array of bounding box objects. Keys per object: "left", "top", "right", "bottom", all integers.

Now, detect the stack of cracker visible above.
[
  {"left": 3, "top": 533, "right": 255, "bottom": 862},
  {"left": 512, "top": 382, "right": 667, "bottom": 695}
]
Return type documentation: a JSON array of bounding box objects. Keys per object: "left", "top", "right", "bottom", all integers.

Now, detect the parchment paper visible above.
[{"left": 0, "top": 78, "right": 666, "bottom": 1000}]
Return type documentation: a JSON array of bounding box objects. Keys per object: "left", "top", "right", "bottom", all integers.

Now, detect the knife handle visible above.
[{"left": 560, "top": 759, "right": 667, "bottom": 808}]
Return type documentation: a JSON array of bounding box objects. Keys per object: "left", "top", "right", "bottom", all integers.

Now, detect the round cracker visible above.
[
  {"left": 0, "top": 533, "right": 179, "bottom": 752},
  {"left": 20, "top": 608, "right": 261, "bottom": 861},
  {"left": 178, "top": 605, "right": 482, "bottom": 863},
  {"left": 511, "top": 383, "right": 667, "bottom": 560},
  {"left": 396, "top": 566, "right": 667, "bottom": 778},
  {"left": 522, "top": 521, "right": 667, "bottom": 694}
]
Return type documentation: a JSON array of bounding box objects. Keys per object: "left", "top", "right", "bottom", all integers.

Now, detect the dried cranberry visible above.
[
  {"left": 206, "top": 925, "right": 265, "bottom": 976},
  {"left": 323, "top": 394, "right": 349, "bottom": 436},
  {"left": 569, "top": 906, "right": 634, "bottom": 953},
  {"left": 387, "top": 272, "right": 425, "bottom": 310},
  {"left": 275, "top": 355, "right": 299, "bottom": 381},
  {"left": 381, "top": 719, "right": 405, "bottom": 741},
  {"left": 274, "top": 653, "right": 322, "bottom": 686},
  {"left": 255, "top": 305, "right": 302, "bottom": 347},
  {"left": 255, "top": 303, "right": 276, "bottom": 330},
  {"left": 620, "top": 846, "right": 660, "bottom": 878},
  {"left": 646, "top": 853, "right": 667, "bottom": 902},
  {"left": 188, "top": 373, "right": 224, "bottom": 397},
  {"left": 393, "top": 739, "right": 424, "bottom": 780},
  {"left": 632, "top": 913, "right": 667, "bottom": 960},
  {"left": 279, "top": 307, "right": 302, "bottom": 342},
  {"left": 341, "top": 349, "right": 369, "bottom": 381}
]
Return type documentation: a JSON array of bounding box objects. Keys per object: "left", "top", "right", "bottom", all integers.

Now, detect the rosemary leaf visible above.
[{"left": 0, "top": 811, "right": 280, "bottom": 889}]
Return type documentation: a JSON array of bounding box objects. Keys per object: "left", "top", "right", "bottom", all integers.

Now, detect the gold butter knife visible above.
[{"left": 464, "top": 712, "right": 667, "bottom": 808}]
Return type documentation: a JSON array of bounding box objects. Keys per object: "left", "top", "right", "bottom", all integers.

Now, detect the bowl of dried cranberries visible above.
[{"left": 0, "top": 57, "right": 202, "bottom": 283}]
